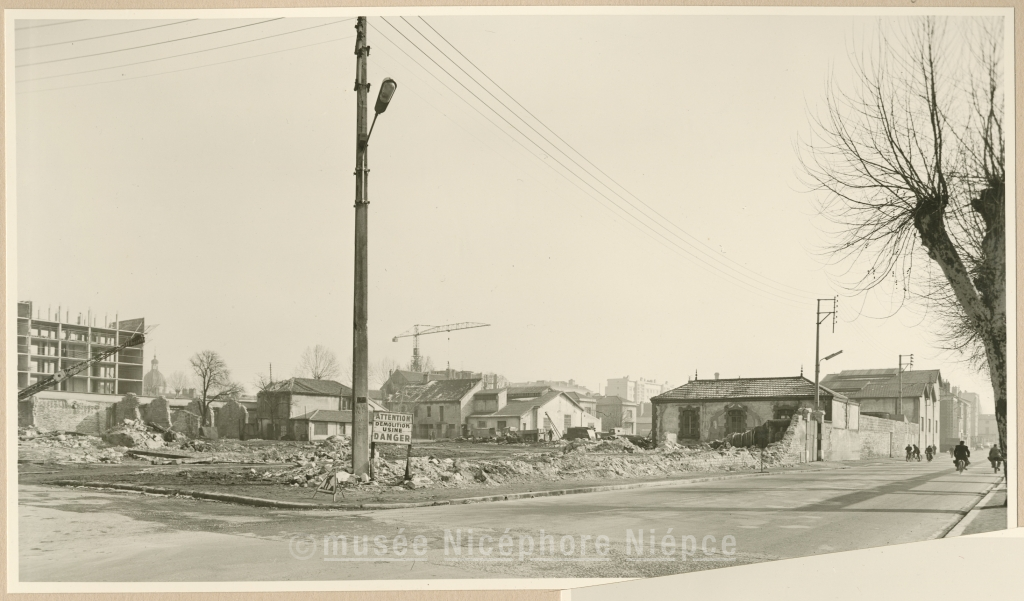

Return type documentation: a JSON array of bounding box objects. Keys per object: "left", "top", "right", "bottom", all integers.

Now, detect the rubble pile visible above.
[
  {"left": 18, "top": 426, "right": 128, "bottom": 464},
  {"left": 563, "top": 438, "right": 638, "bottom": 454},
  {"left": 102, "top": 419, "right": 167, "bottom": 449}
]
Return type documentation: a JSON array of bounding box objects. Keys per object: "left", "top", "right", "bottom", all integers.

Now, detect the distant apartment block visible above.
[
  {"left": 605, "top": 376, "right": 671, "bottom": 405},
  {"left": 17, "top": 301, "right": 145, "bottom": 396}
]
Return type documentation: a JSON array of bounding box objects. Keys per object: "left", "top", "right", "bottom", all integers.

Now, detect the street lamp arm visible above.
[{"left": 364, "top": 113, "right": 379, "bottom": 147}]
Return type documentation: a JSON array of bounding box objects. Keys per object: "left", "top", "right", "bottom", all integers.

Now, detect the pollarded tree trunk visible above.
[{"left": 913, "top": 183, "right": 1006, "bottom": 456}]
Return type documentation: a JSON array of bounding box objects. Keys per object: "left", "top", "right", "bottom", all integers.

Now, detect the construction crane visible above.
[
  {"left": 18, "top": 326, "right": 152, "bottom": 401},
  {"left": 392, "top": 322, "right": 490, "bottom": 372}
]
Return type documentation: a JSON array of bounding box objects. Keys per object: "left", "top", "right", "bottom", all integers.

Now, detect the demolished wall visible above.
[
  {"left": 18, "top": 397, "right": 107, "bottom": 435},
  {"left": 113, "top": 393, "right": 143, "bottom": 424},
  {"left": 144, "top": 397, "right": 173, "bottom": 429},
  {"left": 171, "top": 409, "right": 202, "bottom": 437},
  {"left": 217, "top": 399, "right": 248, "bottom": 439}
]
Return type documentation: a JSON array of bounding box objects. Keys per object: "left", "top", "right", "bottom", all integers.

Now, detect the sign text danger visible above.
[{"left": 371, "top": 412, "right": 413, "bottom": 445}]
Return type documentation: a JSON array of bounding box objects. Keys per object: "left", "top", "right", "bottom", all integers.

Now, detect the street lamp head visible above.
[
  {"left": 375, "top": 78, "right": 398, "bottom": 114},
  {"left": 822, "top": 350, "right": 844, "bottom": 362}
]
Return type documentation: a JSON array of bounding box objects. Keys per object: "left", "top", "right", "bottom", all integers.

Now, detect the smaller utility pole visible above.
[
  {"left": 813, "top": 297, "right": 838, "bottom": 411},
  {"left": 897, "top": 354, "right": 913, "bottom": 416}
]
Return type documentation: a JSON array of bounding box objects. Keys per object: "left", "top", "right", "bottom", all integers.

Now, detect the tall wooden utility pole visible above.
[{"left": 351, "top": 16, "right": 370, "bottom": 478}]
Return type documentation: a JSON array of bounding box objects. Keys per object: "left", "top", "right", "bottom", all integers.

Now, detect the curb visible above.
[
  {"left": 45, "top": 464, "right": 844, "bottom": 511},
  {"left": 940, "top": 477, "right": 1005, "bottom": 538}
]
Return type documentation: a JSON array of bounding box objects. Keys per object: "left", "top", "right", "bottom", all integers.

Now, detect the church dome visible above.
[{"left": 143, "top": 356, "right": 167, "bottom": 396}]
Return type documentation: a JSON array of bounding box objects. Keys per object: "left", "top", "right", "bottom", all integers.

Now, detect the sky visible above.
[{"left": 11, "top": 12, "right": 1005, "bottom": 412}]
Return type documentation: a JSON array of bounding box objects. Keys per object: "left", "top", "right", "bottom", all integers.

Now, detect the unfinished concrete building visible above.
[{"left": 17, "top": 301, "right": 145, "bottom": 396}]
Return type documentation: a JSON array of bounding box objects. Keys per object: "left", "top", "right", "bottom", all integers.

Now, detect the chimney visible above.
[{"left": 714, "top": 372, "right": 720, "bottom": 380}]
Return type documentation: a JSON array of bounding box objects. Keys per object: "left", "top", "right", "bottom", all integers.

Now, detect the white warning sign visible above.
[{"left": 371, "top": 412, "right": 413, "bottom": 445}]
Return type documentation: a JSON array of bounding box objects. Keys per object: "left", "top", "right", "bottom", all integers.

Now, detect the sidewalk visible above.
[{"left": 961, "top": 480, "right": 1008, "bottom": 535}]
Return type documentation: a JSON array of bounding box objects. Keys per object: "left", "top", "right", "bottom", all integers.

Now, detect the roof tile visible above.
[{"left": 653, "top": 376, "right": 844, "bottom": 402}]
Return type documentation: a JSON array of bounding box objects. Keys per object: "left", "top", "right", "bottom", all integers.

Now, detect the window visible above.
[
  {"left": 725, "top": 410, "right": 746, "bottom": 434},
  {"left": 497, "top": 421, "right": 507, "bottom": 430},
  {"left": 427, "top": 406, "right": 431, "bottom": 417},
  {"left": 314, "top": 423, "right": 328, "bottom": 436},
  {"left": 477, "top": 421, "right": 487, "bottom": 428},
  {"left": 774, "top": 408, "right": 795, "bottom": 421},
  {"left": 679, "top": 410, "right": 699, "bottom": 439},
  {"left": 440, "top": 406, "right": 444, "bottom": 421}
]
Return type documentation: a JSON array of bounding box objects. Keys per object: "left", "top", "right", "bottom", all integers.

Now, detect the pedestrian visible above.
[{"left": 547, "top": 428, "right": 553, "bottom": 442}]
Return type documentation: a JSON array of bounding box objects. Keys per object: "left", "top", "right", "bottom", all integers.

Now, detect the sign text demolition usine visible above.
[{"left": 371, "top": 412, "right": 413, "bottom": 445}]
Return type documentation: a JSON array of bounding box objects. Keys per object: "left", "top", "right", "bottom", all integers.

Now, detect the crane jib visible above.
[{"left": 17, "top": 333, "right": 147, "bottom": 401}]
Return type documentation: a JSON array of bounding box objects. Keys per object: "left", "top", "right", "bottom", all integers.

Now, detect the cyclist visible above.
[
  {"left": 953, "top": 440, "right": 971, "bottom": 473},
  {"left": 988, "top": 444, "right": 1003, "bottom": 473},
  {"left": 905, "top": 443, "right": 914, "bottom": 462},
  {"left": 913, "top": 444, "right": 921, "bottom": 461},
  {"left": 925, "top": 445, "right": 934, "bottom": 462}
]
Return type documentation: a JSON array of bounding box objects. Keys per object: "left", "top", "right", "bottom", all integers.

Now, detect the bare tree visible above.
[
  {"left": 298, "top": 344, "right": 341, "bottom": 380},
  {"left": 252, "top": 370, "right": 283, "bottom": 439},
  {"left": 167, "top": 370, "right": 190, "bottom": 396},
  {"left": 189, "top": 350, "right": 242, "bottom": 426},
  {"left": 801, "top": 17, "right": 1006, "bottom": 452},
  {"left": 404, "top": 355, "right": 434, "bottom": 373},
  {"left": 370, "top": 356, "right": 402, "bottom": 389}
]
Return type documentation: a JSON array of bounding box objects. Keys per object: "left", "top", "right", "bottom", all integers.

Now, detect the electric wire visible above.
[
  {"left": 16, "top": 19, "right": 198, "bottom": 51},
  {"left": 18, "top": 18, "right": 285, "bottom": 68},
  {"left": 16, "top": 18, "right": 355, "bottom": 85},
  {"left": 378, "top": 17, "right": 806, "bottom": 307},
  {"left": 14, "top": 20, "right": 85, "bottom": 31},
  {"left": 415, "top": 16, "right": 815, "bottom": 299},
  {"left": 370, "top": 23, "right": 683, "bottom": 254},
  {"left": 18, "top": 34, "right": 356, "bottom": 95}
]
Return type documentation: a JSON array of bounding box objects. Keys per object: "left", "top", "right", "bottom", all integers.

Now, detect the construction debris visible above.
[{"left": 101, "top": 419, "right": 167, "bottom": 449}]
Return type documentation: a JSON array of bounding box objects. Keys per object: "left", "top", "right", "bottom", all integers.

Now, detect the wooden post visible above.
[
  {"left": 369, "top": 441, "right": 375, "bottom": 480},
  {"left": 404, "top": 443, "right": 412, "bottom": 480}
]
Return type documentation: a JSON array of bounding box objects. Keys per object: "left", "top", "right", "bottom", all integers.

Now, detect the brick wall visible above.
[{"left": 19, "top": 397, "right": 108, "bottom": 434}]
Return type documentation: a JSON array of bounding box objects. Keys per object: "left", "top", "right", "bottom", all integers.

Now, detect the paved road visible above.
[{"left": 17, "top": 458, "right": 1003, "bottom": 582}]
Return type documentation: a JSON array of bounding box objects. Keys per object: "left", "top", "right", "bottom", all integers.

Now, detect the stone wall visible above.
[
  {"left": 216, "top": 399, "right": 249, "bottom": 439},
  {"left": 19, "top": 397, "right": 108, "bottom": 434},
  {"left": 822, "top": 423, "right": 861, "bottom": 461},
  {"left": 113, "top": 393, "right": 143, "bottom": 424},
  {"left": 143, "top": 397, "right": 172, "bottom": 429},
  {"left": 859, "top": 414, "right": 920, "bottom": 458},
  {"left": 171, "top": 408, "right": 202, "bottom": 437},
  {"left": 653, "top": 399, "right": 815, "bottom": 444},
  {"left": 818, "top": 415, "right": 923, "bottom": 461}
]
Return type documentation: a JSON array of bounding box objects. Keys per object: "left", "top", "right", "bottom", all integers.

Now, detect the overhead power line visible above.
[
  {"left": 15, "top": 20, "right": 85, "bottom": 31},
  {"left": 377, "top": 17, "right": 805, "bottom": 307},
  {"left": 414, "top": 16, "right": 814, "bottom": 300},
  {"left": 16, "top": 19, "right": 198, "bottom": 51},
  {"left": 369, "top": 22, "right": 703, "bottom": 281},
  {"left": 19, "top": 34, "right": 356, "bottom": 95},
  {"left": 17, "top": 18, "right": 284, "bottom": 68},
  {"left": 17, "top": 18, "right": 355, "bottom": 85}
]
